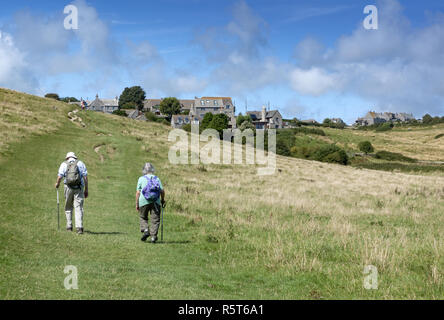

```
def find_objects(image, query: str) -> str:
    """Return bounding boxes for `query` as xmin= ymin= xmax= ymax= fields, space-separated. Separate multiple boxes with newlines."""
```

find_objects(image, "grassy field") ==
xmin=0 ymin=88 xmax=443 ymax=299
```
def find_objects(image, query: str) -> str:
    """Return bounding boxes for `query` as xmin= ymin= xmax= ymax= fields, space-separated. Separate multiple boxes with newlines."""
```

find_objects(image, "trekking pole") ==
xmin=161 ymin=202 xmax=166 ymax=242
xmin=57 ymin=189 xmax=60 ymax=230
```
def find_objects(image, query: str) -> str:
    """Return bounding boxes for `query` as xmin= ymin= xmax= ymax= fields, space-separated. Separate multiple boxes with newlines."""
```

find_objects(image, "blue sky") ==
xmin=1 ymin=0 xmax=444 ymax=123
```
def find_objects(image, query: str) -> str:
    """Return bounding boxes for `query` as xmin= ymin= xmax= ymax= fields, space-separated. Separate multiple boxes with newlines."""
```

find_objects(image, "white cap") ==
xmin=65 ymin=152 xmax=78 ymax=159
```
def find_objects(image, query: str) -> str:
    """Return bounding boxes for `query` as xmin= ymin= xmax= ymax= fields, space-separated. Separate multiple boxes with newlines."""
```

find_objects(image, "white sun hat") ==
xmin=65 ymin=152 xmax=78 ymax=159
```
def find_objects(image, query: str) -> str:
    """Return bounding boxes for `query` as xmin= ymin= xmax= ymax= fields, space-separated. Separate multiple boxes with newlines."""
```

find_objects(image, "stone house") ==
xmin=247 ymin=106 xmax=283 ymax=129
xmin=87 ymin=94 xmax=119 ymax=113
xmin=143 ymin=98 xmax=196 ymax=115
xmin=355 ymin=111 xmax=414 ymax=126
xmin=189 ymin=97 xmax=237 ymax=128
xmin=171 ymin=114 xmax=200 ymax=129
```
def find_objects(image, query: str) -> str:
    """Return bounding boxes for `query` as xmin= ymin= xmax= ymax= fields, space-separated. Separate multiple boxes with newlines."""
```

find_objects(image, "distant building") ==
xmin=246 ymin=107 xmax=283 ymax=129
xmin=126 ymin=109 xmax=147 ymax=121
xmin=190 ymin=97 xmax=236 ymax=128
xmin=143 ymin=98 xmax=196 ymax=115
xmin=171 ymin=114 xmax=200 ymax=129
xmin=355 ymin=111 xmax=414 ymax=126
xmin=300 ymin=119 xmax=320 ymax=125
xmin=87 ymin=94 xmax=119 ymax=113
xmin=330 ymin=118 xmax=346 ymax=125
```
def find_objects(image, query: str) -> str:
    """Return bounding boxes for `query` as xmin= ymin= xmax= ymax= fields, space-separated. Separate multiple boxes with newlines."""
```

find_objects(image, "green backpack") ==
xmin=66 ymin=160 xmax=81 ymax=188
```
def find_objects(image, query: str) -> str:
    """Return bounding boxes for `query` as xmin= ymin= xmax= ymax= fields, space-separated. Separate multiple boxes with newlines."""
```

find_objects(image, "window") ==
xmin=226 ymin=105 xmax=230 ymax=109
xmin=200 ymin=100 xmax=205 ymax=106
xmin=206 ymin=100 xmax=210 ymax=105
xmin=213 ymin=100 xmax=218 ymax=106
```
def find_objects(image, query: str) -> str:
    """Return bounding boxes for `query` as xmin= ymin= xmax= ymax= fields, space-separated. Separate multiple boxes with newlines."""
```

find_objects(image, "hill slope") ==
xmin=0 ymin=88 xmax=443 ymax=299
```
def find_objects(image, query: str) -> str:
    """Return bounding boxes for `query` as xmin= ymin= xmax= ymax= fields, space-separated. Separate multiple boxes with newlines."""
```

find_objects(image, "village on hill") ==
xmin=66 ymin=92 xmax=423 ymax=130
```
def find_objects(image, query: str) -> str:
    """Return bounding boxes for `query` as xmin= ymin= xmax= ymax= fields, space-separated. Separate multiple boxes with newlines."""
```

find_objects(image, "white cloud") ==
xmin=0 ymin=31 xmax=37 ymax=92
xmin=290 ymin=67 xmax=339 ymax=96
xmin=289 ymin=0 xmax=444 ymax=115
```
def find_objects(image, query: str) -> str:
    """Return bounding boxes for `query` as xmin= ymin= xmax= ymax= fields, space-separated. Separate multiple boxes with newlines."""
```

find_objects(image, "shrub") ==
xmin=291 ymin=127 xmax=325 ymax=136
xmin=276 ymin=139 xmax=291 ymax=156
xmin=434 ymin=133 xmax=444 ymax=139
xmin=375 ymin=151 xmax=417 ymax=163
xmin=313 ymin=144 xmax=348 ymax=165
xmin=322 ymin=149 xmax=349 ymax=165
xmin=375 ymin=122 xmax=393 ymax=132
xmin=112 ymin=109 xmax=127 ymax=117
xmin=182 ymin=124 xmax=191 ymax=132
xmin=45 ymin=93 xmax=60 ymax=100
xmin=120 ymin=102 xmax=137 ymax=109
xmin=358 ymin=141 xmax=374 ymax=154
xmin=145 ymin=111 xmax=159 ymax=122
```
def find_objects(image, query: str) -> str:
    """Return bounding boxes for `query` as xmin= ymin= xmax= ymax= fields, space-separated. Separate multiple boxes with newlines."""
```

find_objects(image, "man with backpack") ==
xmin=136 ymin=163 xmax=165 ymax=243
xmin=55 ymin=152 xmax=88 ymax=234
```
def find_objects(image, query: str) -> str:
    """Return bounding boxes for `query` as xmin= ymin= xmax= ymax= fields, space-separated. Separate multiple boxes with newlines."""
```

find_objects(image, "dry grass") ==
xmin=0 ymin=88 xmax=71 ymax=156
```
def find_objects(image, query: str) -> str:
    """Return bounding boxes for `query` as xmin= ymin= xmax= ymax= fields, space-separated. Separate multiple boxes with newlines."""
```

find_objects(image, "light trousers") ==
xmin=64 ymin=185 xmax=84 ymax=229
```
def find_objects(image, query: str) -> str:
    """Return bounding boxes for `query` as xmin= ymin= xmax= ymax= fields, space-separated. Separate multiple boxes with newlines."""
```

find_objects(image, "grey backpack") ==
xmin=66 ymin=160 xmax=81 ymax=188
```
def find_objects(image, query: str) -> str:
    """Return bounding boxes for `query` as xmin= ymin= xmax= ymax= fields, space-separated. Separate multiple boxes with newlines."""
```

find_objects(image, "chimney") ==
xmin=261 ymin=106 xmax=266 ymax=122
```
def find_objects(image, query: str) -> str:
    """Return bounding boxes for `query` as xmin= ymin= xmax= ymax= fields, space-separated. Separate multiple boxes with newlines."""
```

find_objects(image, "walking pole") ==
xmin=57 ymin=189 xmax=60 ymax=230
xmin=161 ymin=204 xmax=164 ymax=242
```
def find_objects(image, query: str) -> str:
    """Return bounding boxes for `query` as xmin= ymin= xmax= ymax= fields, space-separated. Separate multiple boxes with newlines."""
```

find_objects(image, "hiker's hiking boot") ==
xmin=76 ymin=228 xmax=84 ymax=235
xmin=151 ymin=236 xmax=158 ymax=244
xmin=67 ymin=227 xmax=73 ymax=232
xmin=141 ymin=231 xmax=150 ymax=242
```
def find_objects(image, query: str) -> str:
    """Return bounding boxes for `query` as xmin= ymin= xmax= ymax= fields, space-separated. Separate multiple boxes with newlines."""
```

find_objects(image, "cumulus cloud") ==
xmin=290 ymin=67 xmax=339 ymax=96
xmin=193 ymin=0 xmax=288 ymax=97
xmin=0 ymin=31 xmax=37 ymax=92
xmin=289 ymin=0 xmax=444 ymax=115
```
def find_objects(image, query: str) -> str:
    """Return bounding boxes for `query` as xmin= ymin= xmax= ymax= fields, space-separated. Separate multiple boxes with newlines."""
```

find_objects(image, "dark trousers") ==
xmin=139 ymin=203 xmax=161 ymax=237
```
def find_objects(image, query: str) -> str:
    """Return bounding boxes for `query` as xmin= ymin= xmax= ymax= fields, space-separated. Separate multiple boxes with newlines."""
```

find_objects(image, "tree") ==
xmin=323 ymin=118 xmax=331 ymax=125
xmin=119 ymin=86 xmax=146 ymax=110
xmin=236 ymin=114 xmax=252 ymax=127
xmin=239 ymin=120 xmax=255 ymax=132
xmin=422 ymin=114 xmax=433 ymax=124
xmin=45 ymin=93 xmax=60 ymax=100
xmin=201 ymin=113 xmax=213 ymax=131
xmin=60 ymin=97 xmax=79 ymax=103
xmin=159 ymin=97 xmax=181 ymax=120
xmin=358 ymin=141 xmax=374 ymax=154
xmin=112 ymin=109 xmax=127 ymax=117
xmin=207 ymin=114 xmax=229 ymax=137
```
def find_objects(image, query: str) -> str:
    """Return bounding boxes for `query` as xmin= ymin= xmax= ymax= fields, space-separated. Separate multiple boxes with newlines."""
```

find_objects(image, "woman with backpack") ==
xmin=136 ymin=163 xmax=165 ymax=243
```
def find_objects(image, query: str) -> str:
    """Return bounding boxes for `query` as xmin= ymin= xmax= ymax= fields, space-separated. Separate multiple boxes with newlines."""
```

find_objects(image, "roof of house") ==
xmin=301 ymin=119 xmax=319 ymax=124
xmin=89 ymin=95 xmax=119 ymax=108
xmin=246 ymin=110 xmax=281 ymax=121
xmin=200 ymin=97 xmax=231 ymax=100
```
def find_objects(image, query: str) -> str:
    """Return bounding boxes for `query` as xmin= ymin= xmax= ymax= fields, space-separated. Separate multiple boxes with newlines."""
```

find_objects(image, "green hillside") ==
xmin=0 ymin=88 xmax=443 ymax=299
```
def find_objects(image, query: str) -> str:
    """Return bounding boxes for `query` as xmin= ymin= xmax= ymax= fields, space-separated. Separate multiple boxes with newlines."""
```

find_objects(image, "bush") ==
xmin=45 ymin=93 xmax=60 ymax=100
xmin=313 ymin=144 xmax=348 ymax=165
xmin=276 ymin=139 xmax=291 ymax=156
xmin=291 ymin=127 xmax=325 ymax=136
xmin=145 ymin=111 xmax=159 ymax=122
xmin=182 ymin=124 xmax=191 ymax=132
xmin=375 ymin=151 xmax=417 ymax=163
xmin=434 ymin=133 xmax=444 ymax=139
xmin=207 ymin=114 xmax=229 ymax=137
xmin=236 ymin=114 xmax=252 ymax=127
xmin=289 ymin=144 xmax=348 ymax=165
xmin=358 ymin=141 xmax=374 ymax=154
xmin=375 ymin=122 xmax=393 ymax=132
xmin=120 ymin=102 xmax=137 ymax=109
xmin=112 ymin=109 xmax=127 ymax=117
